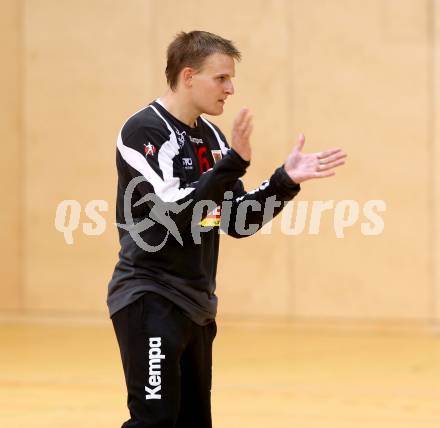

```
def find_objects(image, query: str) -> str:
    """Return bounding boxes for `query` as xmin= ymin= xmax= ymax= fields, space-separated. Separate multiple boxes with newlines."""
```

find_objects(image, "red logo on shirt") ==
xmin=144 ymin=142 xmax=156 ymax=157
xmin=196 ymin=146 xmax=211 ymax=173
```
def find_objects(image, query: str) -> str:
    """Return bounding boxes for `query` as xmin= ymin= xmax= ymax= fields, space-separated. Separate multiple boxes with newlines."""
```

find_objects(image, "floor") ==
xmin=1 ymin=319 xmax=440 ymax=427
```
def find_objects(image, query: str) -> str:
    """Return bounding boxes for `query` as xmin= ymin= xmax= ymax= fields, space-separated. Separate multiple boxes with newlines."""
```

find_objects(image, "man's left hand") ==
xmin=284 ymin=134 xmax=347 ymax=184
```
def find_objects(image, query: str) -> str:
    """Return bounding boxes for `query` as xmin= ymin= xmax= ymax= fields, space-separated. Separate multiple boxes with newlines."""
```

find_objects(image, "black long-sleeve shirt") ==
xmin=107 ymin=100 xmax=301 ymax=325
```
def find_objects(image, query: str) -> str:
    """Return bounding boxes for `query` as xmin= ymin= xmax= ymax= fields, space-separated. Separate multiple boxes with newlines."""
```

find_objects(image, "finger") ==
xmin=295 ymin=133 xmax=305 ymax=152
xmin=235 ymin=109 xmax=251 ymax=132
xmin=318 ymin=152 xmax=347 ymax=165
xmin=238 ymin=111 xmax=253 ymax=133
xmin=313 ymin=170 xmax=336 ymax=179
xmin=317 ymin=159 xmax=346 ymax=171
xmin=238 ymin=118 xmax=253 ymax=138
xmin=238 ymin=107 xmax=250 ymax=120
xmin=317 ymin=148 xmax=343 ymax=159
xmin=243 ymin=122 xmax=253 ymax=139
xmin=234 ymin=107 xmax=250 ymax=126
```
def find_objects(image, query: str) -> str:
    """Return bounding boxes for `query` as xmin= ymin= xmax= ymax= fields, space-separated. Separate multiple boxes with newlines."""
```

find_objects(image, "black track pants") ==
xmin=111 ymin=291 xmax=217 ymax=428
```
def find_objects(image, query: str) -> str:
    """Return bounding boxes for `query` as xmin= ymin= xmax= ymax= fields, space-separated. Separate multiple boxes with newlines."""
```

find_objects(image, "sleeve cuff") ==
xmin=271 ymin=166 xmax=301 ymax=199
xmin=228 ymin=148 xmax=251 ymax=168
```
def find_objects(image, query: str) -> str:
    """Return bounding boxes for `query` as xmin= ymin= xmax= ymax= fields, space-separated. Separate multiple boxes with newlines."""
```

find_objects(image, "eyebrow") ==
xmin=215 ymin=73 xmax=234 ymax=78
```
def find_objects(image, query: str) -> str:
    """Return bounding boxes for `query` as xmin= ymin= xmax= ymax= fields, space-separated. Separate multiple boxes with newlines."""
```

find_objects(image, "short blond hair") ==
xmin=165 ymin=30 xmax=241 ymax=90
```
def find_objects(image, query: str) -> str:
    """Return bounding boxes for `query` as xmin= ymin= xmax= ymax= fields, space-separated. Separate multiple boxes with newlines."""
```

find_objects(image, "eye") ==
xmin=217 ymin=76 xmax=226 ymax=82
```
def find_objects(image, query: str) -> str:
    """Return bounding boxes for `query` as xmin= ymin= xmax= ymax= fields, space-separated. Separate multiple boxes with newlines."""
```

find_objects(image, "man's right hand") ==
xmin=231 ymin=108 xmax=252 ymax=162
xmin=284 ymin=134 xmax=347 ymax=183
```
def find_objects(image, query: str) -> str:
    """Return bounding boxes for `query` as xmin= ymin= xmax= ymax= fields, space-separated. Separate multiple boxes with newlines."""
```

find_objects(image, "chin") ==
xmin=205 ymin=105 xmax=224 ymax=116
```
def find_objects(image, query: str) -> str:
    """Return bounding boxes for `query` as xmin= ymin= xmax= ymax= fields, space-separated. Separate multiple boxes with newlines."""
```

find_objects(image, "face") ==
xmin=186 ymin=53 xmax=235 ymax=116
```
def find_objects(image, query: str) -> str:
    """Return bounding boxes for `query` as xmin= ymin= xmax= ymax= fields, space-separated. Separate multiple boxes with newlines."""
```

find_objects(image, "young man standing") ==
xmin=108 ymin=31 xmax=346 ymax=428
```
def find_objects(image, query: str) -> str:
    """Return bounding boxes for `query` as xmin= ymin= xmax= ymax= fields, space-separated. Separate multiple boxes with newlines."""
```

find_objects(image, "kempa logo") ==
xmin=189 ymin=135 xmax=203 ymax=144
xmin=145 ymin=337 xmax=165 ymax=400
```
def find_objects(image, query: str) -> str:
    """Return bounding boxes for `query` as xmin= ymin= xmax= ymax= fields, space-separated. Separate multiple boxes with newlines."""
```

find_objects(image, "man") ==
xmin=108 ymin=31 xmax=346 ymax=428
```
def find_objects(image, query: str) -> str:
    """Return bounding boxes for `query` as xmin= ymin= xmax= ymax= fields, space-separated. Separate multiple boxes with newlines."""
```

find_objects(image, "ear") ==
xmin=181 ymin=67 xmax=194 ymax=88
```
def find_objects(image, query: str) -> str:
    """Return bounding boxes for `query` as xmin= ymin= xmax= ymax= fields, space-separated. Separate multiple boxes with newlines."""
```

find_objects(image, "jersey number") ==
xmin=196 ymin=147 xmax=211 ymax=174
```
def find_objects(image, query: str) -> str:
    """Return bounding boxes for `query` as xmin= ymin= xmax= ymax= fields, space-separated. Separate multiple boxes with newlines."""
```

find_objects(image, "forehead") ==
xmin=198 ymin=53 xmax=235 ymax=76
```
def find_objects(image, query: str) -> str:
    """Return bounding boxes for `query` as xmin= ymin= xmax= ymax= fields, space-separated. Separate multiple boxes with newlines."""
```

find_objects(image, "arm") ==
xmin=221 ymin=134 xmax=347 ymax=238
xmin=220 ymin=167 xmax=300 ymax=238
xmin=116 ymin=109 xmax=253 ymax=232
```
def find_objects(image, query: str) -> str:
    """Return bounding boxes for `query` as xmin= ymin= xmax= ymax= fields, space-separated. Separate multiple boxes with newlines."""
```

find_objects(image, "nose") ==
xmin=225 ymin=80 xmax=234 ymax=95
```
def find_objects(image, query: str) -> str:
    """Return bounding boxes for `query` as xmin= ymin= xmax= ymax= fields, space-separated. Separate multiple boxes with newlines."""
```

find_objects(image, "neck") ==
xmin=158 ymin=90 xmax=200 ymax=128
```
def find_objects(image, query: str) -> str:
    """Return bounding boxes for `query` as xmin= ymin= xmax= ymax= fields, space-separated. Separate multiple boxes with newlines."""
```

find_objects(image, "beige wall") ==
xmin=434 ymin=0 xmax=440 ymax=322
xmin=290 ymin=0 xmax=432 ymax=319
xmin=2 ymin=0 xmax=439 ymax=321
xmin=0 ymin=0 xmax=22 ymax=310
xmin=23 ymin=0 xmax=154 ymax=313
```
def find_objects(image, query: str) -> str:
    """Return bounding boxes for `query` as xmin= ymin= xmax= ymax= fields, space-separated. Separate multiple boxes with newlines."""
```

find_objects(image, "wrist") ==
xmin=283 ymin=165 xmax=302 ymax=184
xmin=231 ymin=147 xmax=251 ymax=163
xmin=230 ymin=148 xmax=251 ymax=167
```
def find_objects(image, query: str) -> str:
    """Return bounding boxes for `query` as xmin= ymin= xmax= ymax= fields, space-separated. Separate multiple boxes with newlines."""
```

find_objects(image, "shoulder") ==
xmin=200 ymin=117 xmax=228 ymax=141
xmin=200 ymin=117 xmax=223 ymax=135
xmin=200 ymin=117 xmax=230 ymax=152
xmin=121 ymin=105 xmax=170 ymax=142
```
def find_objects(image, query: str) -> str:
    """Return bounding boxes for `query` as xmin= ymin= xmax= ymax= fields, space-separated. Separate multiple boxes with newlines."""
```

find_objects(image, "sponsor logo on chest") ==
xmin=211 ymin=150 xmax=222 ymax=163
xmin=189 ymin=135 xmax=204 ymax=145
xmin=182 ymin=157 xmax=194 ymax=170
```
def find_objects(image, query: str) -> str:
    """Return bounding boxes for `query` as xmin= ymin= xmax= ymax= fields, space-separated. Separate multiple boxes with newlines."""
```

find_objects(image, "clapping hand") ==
xmin=284 ymin=134 xmax=347 ymax=184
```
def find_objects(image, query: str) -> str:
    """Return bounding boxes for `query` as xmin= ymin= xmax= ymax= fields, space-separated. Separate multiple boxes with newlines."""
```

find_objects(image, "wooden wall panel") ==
xmin=433 ymin=0 xmax=440 ymax=322
xmin=23 ymin=0 xmax=153 ymax=312
xmin=0 ymin=0 xmax=22 ymax=310
xmin=7 ymin=0 xmax=436 ymax=321
xmin=289 ymin=0 xmax=432 ymax=319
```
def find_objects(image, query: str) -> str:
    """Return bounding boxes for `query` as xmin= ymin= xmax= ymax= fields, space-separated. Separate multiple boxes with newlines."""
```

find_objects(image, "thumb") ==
xmin=295 ymin=133 xmax=305 ymax=152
